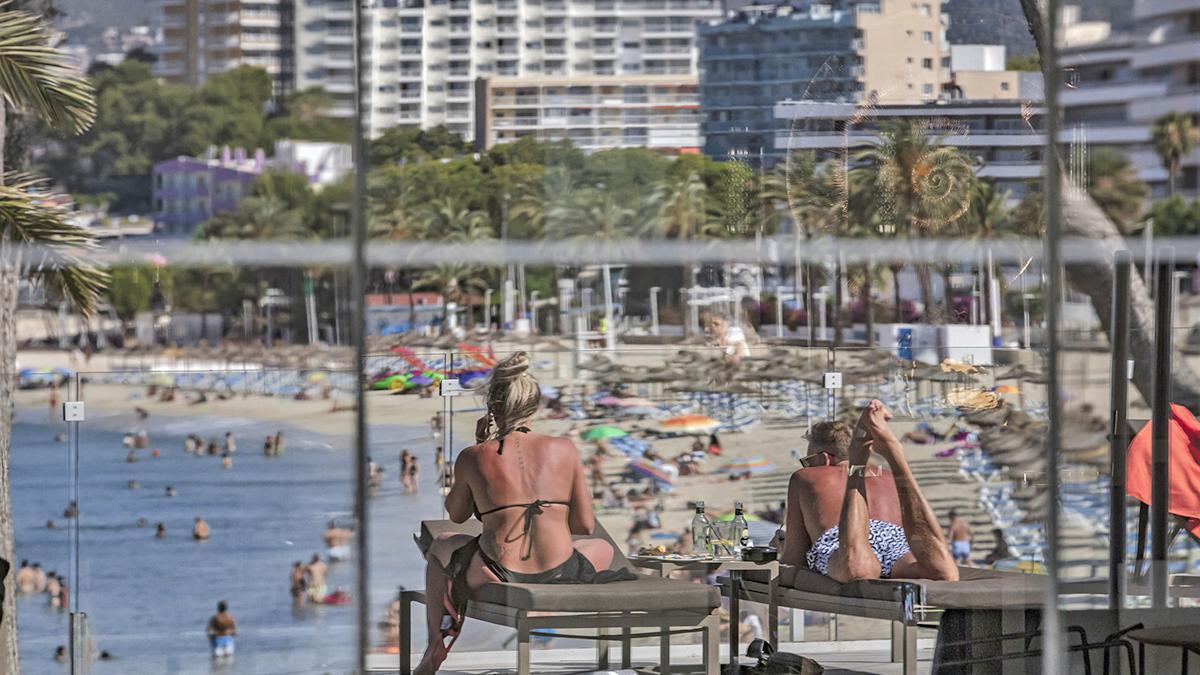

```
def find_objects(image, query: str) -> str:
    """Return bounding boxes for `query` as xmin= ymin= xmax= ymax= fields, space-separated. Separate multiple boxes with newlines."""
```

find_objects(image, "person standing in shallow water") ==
xmin=207 ymin=601 xmax=237 ymax=658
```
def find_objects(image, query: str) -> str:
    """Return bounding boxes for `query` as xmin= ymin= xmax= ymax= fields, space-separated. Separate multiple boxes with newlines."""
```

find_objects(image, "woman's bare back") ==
xmin=458 ymin=431 xmax=590 ymax=574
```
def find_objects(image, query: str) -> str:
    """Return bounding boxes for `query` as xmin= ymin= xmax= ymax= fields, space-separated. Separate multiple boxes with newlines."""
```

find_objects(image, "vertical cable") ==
xmin=1108 ymin=251 xmax=1130 ymax=616
xmin=351 ymin=0 xmax=370 ymax=671
xmin=1151 ymin=250 xmax=1174 ymax=609
xmin=1040 ymin=0 xmax=1065 ymax=667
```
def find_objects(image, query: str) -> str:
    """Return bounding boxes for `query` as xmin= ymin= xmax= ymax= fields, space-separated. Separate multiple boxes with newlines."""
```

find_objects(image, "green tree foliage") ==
xmin=40 ymin=64 xmax=350 ymax=189
xmin=1086 ymin=148 xmax=1149 ymax=233
xmin=1004 ymin=54 xmax=1041 ymax=72
xmin=1148 ymin=197 xmax=1200 ymax=236
xmin=1151 ymin=111 xmax=1200 ymax=197
xmin=369 ymin=125 xmax=471 ymax=166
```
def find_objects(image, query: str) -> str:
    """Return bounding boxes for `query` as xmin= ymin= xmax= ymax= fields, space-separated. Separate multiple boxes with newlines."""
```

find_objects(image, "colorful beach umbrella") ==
xmin=656 ymin=414 xmax=720 ymax=435
xmin=628 ymin=458 xmax=674 ymax=485
xmin=718 ymin=456 xmax=777 ymax=474
xmin=582 ymin=425 xmax=628 ymax=441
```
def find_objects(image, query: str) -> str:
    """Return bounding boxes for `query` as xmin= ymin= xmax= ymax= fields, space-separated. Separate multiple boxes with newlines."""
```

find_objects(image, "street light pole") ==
xmin=649 ymin=286 xmax=660 ymax=336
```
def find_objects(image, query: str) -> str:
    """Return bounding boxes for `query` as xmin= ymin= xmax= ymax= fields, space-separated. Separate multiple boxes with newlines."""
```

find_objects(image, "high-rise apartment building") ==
xmin=294 ymin=0 xmax=720 ymax=140
xmin=698 ymin=0 xmax=949 ymax=160
xmin=474 ymin=75 xmax=702 ymax=152
xmin=1060 ymin=0 xmax=1199 ymax=197
xmin=156 ymin=0 xmax=294 ymax=96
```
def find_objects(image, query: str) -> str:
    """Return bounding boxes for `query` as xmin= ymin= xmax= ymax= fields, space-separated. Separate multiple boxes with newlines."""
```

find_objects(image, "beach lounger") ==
xmin=732 ymin=564 xmax=1141 ymax=674
xmin=400 ymin=519 xmax=721 ymax=675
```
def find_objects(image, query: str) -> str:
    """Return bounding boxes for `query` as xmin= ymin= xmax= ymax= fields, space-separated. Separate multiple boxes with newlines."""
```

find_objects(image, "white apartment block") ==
xmin=774 ymin=100 xmax=1046 ymax=198
xmin=156 ymin=0 xmax=293 ymax=95
xmin=475 ymin=75 xmax=702 ymax=152
xmin=1060 ymin=0 xmax=1200 ymax=198
xmin=293 ymin=0 xmax=721 ymax=140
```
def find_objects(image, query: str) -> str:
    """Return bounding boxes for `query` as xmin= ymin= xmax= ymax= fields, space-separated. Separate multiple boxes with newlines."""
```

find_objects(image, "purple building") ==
xmin=152 ymin=146 xmax=266 ymax=235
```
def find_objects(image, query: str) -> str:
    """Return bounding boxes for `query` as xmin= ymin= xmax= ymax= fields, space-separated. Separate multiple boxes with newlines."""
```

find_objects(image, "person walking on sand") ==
xmin=948 ymin=509 xmax=974 ymax=566
xmin=306 ymin=554 xmax=328 ymax=604
xmin=207 ymin=601 xmax=237 ymax=658
xmin=193 ymin=517 xmax=210 ymax=540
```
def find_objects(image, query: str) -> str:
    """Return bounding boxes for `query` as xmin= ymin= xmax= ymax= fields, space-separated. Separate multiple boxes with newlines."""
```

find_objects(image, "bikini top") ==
xmin=495 ymin=425 xmax=532 ymax=455
xmin=478 ymin=499 xmax=571 ymax=560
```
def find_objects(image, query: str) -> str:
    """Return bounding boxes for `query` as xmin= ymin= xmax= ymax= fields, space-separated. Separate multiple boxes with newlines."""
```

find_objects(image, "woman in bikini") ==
xmin=415 ymin=351 xmax=631 ymax=674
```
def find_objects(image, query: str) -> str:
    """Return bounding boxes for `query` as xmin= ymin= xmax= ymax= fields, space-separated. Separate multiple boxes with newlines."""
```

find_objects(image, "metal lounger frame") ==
xmin=398 ymin=588 xmax=721 ymax=675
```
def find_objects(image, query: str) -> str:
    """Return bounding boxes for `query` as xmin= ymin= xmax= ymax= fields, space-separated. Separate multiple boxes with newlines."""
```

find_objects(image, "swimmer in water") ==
xmin=156 ymin=523 xmax=167 ymax=538
xmin=193 ymin=517 xmax=210 ymax=540
xmin=165 ymin=485 xmax=177 ymax=497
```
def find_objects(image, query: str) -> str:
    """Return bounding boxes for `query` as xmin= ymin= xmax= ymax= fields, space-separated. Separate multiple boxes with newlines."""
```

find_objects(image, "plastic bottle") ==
xmin=691 ymin=501 xmax=713 ymax=557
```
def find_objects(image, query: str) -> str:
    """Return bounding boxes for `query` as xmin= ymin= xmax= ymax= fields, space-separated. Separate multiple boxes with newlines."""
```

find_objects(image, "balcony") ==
xmin=1131 ymin=39 xmax=1200 ymax=70
xmin=1133 ymin=0 xmax=1198 ymax=20
xmin=1061 ymin=81 xmax=1167 ymax=107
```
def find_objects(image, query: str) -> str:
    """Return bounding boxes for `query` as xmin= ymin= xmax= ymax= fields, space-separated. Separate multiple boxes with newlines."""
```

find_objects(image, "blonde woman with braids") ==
xmin=415 ymin=352 xmax=632 ymax=674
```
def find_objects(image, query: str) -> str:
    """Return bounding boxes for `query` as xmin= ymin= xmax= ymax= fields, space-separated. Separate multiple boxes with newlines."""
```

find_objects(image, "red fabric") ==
xmin=1127 ymin=404 xmax=1200 ymax=536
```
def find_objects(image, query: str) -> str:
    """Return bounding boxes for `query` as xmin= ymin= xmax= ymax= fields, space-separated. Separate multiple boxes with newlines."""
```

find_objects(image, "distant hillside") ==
xmin=945 ymin=0 xmax=1133 ymax=55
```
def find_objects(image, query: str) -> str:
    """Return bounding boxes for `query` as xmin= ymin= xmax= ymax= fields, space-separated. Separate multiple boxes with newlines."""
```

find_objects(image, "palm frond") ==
xmin=0 ymin=6 xmax=96 ymax=134
xmin=0 ymin=174 xmax=107 ymax=313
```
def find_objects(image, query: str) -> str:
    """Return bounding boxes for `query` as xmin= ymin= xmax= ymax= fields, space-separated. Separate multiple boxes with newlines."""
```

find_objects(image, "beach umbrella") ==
xmin=307 ymin=371 xmax=328 ymax=383
xmin=656 ymin=414 xmax=720 ymax=435
xmin=409 ymin=373 xmax=435 ymax=387
xmin=582 ymin=425 xmax=628 ymax=441
xmin=718 ymin=456 xmax=777 ymax=474
xmin=628 ymin=458 xmax=674 ymax=485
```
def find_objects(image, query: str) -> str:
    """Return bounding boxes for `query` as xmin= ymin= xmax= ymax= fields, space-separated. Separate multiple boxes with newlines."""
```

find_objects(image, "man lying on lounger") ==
xmin=782 ymin=401 xmax=959 ymax=582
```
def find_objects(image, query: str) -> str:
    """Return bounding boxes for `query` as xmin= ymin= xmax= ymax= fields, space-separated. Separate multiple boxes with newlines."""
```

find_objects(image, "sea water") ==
xmin=10 ymin=406 xmax=465 ymax=675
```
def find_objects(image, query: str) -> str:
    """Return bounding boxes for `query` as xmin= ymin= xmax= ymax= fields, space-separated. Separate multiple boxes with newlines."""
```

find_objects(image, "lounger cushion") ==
xmin=417 ymin=519 xmax=720 ymax=613
xmin=780 ymin=564 xmax=1046 ymax=609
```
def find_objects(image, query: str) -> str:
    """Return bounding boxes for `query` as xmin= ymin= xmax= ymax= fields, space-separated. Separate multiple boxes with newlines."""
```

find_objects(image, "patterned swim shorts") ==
xmin=806 ymin=519 xmax=912 ymax=578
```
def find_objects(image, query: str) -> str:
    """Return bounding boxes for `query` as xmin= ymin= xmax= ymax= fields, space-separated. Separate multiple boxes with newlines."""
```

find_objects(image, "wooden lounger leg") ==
xmin=891 ymin=621 xmax=916 ymax=674
xmin=400 ymin=589 xmax=415 ymax=675
xmin=621 ymin=624 xmax=632 ymax=668
xmin=516 ymin=615 xmax=531 ymax=675
xmin=703 ymin=612 xmax=720 ymax=675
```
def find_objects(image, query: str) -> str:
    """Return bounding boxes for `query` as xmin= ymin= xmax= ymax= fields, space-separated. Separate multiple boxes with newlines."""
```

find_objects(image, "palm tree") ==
xmin=966 ymin=182 xmax=1012 ymax=330
xmin=545 ymin=186 xmax=636 ymax=241
xmin=1086 ymin=149 xmax=1149 ymax=234
xmin=646 ymin=172 xmax=724 ymax=291
xmin=418 ymin=197 xmax=492 ymax=327
xmin=197 ymin=197 xmax=307 ymax=240
xmin=853 ymin=120 xmax=975 ymax=321
xmin=0 ymin=8 xmax=100 ymax=669
xmin=1151 ymin=111 xmax=1199 ymax=198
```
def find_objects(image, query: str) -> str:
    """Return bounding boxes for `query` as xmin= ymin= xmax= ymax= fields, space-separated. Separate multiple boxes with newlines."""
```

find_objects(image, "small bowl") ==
xmin=741 ymin=546 xmax=777 ymax=563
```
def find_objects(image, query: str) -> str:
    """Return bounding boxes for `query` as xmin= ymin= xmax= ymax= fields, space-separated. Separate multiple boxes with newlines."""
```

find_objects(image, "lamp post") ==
xmin=530 ymin=290 xmax=540 ymax=333
xmin=484 ymin=288 xmax=493 ymax=330
xmin=649 ymin=286 xmax=661 ymax=336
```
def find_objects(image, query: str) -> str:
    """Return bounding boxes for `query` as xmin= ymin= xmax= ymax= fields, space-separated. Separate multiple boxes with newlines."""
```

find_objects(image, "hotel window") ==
xmin=1001 ymin=81 xmax=1010 ymax=91
xmin=922 ymin=31 xmax=932 ymax=43
xmin=922 ymin=83 xmax=933 ymax=96
xmin=922 ymin=58 xmax=932 ymax=69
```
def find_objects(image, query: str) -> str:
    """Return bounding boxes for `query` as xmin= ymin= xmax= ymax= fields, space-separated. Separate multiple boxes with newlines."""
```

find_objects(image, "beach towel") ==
xmin=1128 ymin=404 xmax=1200 ymax=538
